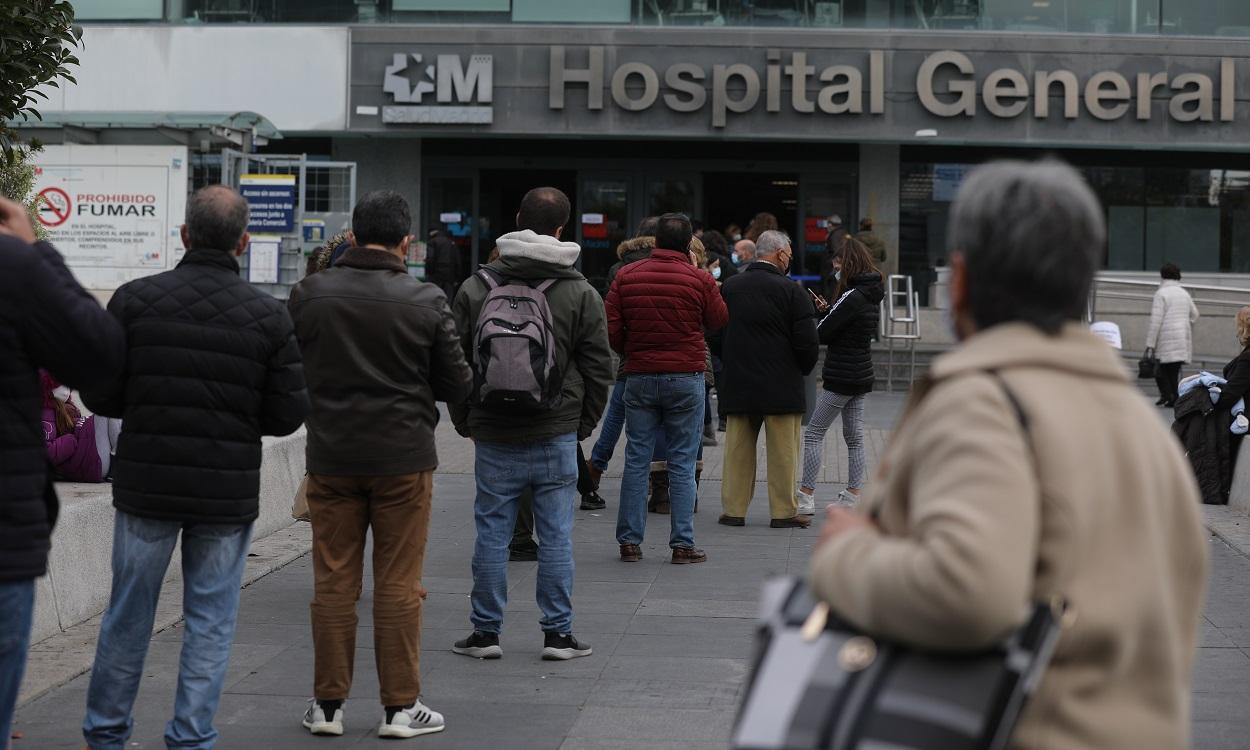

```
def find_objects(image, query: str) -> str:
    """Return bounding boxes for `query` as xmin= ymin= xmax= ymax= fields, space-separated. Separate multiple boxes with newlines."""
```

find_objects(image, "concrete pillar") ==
xmin=858 ymin=143 xmax=900 ymax=278
xmin=331 ymin=137 xmax=422 ymax=226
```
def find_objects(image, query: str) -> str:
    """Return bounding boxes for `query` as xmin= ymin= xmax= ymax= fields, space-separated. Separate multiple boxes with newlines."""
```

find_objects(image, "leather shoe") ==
xmin=770 ymin=516 xmax=812 ymax=529
xmin=717 ymin=514 xmax=745 ymax=527
xmin=671 ymin=546 xmax=707 ymax=564
xmin=619 ymin=543 xmax=642 ymax=562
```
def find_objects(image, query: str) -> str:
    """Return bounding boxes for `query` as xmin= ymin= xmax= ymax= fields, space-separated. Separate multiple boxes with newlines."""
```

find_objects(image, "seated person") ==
xmin=41 ymin=371 xmax=121 ymax=483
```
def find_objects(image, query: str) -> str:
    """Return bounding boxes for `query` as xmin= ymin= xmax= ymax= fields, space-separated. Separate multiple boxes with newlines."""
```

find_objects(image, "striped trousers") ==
xmin=800 ymin=390 xmax=867 ymax=491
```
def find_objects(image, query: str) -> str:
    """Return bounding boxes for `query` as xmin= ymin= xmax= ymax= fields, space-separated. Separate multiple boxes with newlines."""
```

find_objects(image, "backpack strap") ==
xmin=475 ymin=266 xmax=501 ymax=290
xmin=535 ymin=279 xmax=559 ymax=294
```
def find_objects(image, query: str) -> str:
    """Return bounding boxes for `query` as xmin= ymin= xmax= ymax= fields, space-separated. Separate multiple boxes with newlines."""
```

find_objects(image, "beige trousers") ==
xmin=720 ymin=413 xmax=803 ymax=519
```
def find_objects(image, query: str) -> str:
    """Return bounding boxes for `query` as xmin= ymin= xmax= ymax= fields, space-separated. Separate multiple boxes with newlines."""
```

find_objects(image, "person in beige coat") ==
xmin=810 ymin=161 xmax=1209 ymax=750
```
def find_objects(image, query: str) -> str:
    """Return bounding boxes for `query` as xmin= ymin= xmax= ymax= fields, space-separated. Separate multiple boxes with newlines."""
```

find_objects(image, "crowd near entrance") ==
xmin=422 ymin=139 xmax=857 ymax=294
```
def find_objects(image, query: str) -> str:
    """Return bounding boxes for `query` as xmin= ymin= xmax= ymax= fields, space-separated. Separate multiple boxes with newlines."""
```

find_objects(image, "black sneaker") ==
xmin=541 ymin=632 xmax=593 ymax=661
xmin=452 ymin=631 xmax=502 ymax=659
xmin=580 ymin=491 xmax=606 ymax=510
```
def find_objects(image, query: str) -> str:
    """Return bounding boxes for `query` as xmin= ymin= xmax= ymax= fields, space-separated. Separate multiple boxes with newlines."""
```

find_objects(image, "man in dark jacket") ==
xmin=450 ymin=187 xmax=612 ymax=662
xmin=718 ymin=229 xmax=820 ymax=528
xmin=605 ymin=213 xmax=729 ymax=565
xmin=0 ymin=197 xmax=125 ymax=743
xmin=855 ymin=217 xmax=888 ymax=266
xmin=81 ymin=186 xmax=309 ymax=750
xmin=289 ymin=191 xmax=471 ymax=739
xmin=424 ymin=228 xmax=461 ymax=299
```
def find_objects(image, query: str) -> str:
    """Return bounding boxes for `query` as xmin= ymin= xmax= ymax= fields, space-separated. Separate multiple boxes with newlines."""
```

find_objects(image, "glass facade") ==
xmin=73 ymin=0 xmax=1250 ymax=36
xmin=899 ymin=148 xmax=1250 ymax=301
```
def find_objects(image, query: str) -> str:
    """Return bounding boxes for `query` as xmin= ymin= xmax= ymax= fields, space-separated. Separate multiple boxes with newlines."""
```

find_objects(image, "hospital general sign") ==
xmin=351 ymin=33 xmax=1244 ymax=144
xmin=548 ymin=48 xmax=1235 ymax=128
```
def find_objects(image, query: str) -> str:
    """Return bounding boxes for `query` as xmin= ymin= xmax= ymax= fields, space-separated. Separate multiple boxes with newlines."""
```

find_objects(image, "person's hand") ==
xmin=816 ymin=505 xmax=875 ymax=549
xmin=810 ymin=291 xmax=831 ymax=315
xmin=0 ymin=196 xmax=37 ymax=245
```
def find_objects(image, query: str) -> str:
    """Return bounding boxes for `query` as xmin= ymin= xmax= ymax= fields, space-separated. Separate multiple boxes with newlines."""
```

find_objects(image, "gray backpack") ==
xmin=471 ymin=267 xmax=562 ymax=414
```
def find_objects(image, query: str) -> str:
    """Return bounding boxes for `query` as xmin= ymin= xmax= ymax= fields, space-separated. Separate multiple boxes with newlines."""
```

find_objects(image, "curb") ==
xmin=18 ymin=523 xmax=313 ymax=708
xmin=1203 ymin=505 xmax=1250 ymax=559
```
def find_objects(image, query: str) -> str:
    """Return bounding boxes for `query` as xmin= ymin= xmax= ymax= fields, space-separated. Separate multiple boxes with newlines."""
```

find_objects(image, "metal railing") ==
xmin=1088 ymin=277 xmax=1250 ymax=322
xmin=879 ymin=274 xmax=921 ymax=392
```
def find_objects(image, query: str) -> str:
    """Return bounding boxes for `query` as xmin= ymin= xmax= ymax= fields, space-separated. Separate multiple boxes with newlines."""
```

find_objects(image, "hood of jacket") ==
xmin=929 ymin=321 xmax=1129 ymax=383
xmin=616 ymin=236 xmax=656 ymax=262
xmin=848 ymin=272 xmax=886 ymax=305
xmin=496 ymin=229 xmax=581 ymax=268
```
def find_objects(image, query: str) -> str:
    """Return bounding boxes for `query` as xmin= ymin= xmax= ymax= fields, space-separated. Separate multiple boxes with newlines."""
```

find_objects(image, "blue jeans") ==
xmin=83 ymin=511 xmax=253 ymax=750
xmin=0 ymin=579 xmax=34 ymax=745
xmin=590 ymin=380 xmax=627 ymax=471
xmin=471 ymin=433 xmax=578 ymax=634
xmin=617 ymin=373 xmax=705 ymax=549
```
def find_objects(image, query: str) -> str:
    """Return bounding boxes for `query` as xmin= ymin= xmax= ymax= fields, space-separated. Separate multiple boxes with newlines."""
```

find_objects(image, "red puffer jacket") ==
xmin=606 ymin=248 xmax=729 ymax=374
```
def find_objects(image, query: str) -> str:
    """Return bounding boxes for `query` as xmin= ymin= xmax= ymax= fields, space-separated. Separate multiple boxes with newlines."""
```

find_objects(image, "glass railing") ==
xmin=72 ymin=0 xmax=1250 ymax=38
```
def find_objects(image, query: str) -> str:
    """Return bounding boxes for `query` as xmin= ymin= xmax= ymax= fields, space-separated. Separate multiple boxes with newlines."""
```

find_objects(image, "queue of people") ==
xmin=0 ymin=160 xmax=1214 ymax=750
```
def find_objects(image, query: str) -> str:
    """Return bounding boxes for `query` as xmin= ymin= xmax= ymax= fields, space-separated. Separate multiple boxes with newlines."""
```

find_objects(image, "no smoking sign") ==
xmin=38 ymin=187 xmax=71 ymax=227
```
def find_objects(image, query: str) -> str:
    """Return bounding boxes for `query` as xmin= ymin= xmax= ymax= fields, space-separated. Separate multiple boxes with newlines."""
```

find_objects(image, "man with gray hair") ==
xmin=718 ymin=229 xmax=819 ymax=528
xmin=81 ymin=185 xmax=309 ymax=749
xmin=810 ymin=161 xmax=1208 ymax=750
xmin=732 ymin=238 xmax=756 ymax=267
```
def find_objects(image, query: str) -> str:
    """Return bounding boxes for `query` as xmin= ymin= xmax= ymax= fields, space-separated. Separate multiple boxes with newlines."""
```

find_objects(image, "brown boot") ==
xmin=619 ymin=543 xmax=642 ymax=562
xmin=770 ymin=516 xmax=812 ymax=529
xmin=671 ymin=546 xmax=708 ymax=564
xmin=648 ymin=469 xmax=670 ymax=514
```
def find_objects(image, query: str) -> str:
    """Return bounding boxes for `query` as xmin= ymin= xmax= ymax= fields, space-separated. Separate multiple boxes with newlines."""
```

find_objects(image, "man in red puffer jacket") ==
xmin=605 ymin=213 xmax=728 ymax=565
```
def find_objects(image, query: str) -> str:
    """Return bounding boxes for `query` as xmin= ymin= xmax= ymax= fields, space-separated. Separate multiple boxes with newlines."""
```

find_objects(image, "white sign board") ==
xmin=32 ymin=145 xmax=188 ymax=290
xmin=247 ymin=237 xmax=282 ymax=285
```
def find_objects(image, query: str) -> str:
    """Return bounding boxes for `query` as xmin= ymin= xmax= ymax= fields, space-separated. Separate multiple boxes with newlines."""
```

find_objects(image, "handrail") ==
xmin=1096 ymin=277 xmax=1250 ymax=295
xmin=1095 ymin=291 xmax=1250 ymax=309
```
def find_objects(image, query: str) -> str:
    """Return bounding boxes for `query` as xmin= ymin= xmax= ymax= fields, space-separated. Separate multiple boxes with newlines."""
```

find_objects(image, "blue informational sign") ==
xmin=240 ymin=174 xmax=296 ymax=233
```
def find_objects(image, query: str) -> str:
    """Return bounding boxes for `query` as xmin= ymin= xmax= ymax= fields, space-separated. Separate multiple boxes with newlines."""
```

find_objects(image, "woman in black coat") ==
xmin=796 ymin=237 xmax=884 ymax=515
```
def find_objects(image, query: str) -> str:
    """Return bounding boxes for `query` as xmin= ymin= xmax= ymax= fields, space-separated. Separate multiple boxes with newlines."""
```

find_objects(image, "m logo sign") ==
xmin=381 ymin=53 xmax=493 ymax=124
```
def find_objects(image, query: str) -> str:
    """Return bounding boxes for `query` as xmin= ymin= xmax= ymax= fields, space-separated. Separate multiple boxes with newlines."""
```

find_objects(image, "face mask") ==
xmin=834 ymin=270 xmax=842 ymax=282
xmin=730 ymin=233 xmax=742 ymax=242
xmin=731 ymin=254 xmax=742 ymax=266
xmin=53 ymin=386 xmax=72 ymax=402
xmin=712 ymin=266 xmax=722 ymax=280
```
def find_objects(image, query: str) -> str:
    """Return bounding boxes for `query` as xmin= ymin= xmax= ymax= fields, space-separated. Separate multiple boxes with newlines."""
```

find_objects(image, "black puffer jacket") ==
xmin=819 ymin=272 xmax=885 ymax=395
xmin=605 ymin=236 xmax=654 ymax=291
xmin=0 ymin=238 xmax=125 ymax=582
xmin=719 ymin=262 xmax=820 ymax=415
xmin=1172 ymin=386 xmax=1233 ymax=505
xmin=83 ymin=249 xmax=309 ymax=524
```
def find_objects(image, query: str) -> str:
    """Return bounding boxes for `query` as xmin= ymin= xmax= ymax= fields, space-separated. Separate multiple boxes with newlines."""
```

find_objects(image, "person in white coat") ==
xmin=1146 ymin=263 xmax=1200 ymax=407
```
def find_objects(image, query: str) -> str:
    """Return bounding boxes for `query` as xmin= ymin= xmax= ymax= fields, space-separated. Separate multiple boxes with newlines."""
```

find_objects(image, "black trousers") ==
xmin=1156 ymin=361 xmax=1183 ymax=405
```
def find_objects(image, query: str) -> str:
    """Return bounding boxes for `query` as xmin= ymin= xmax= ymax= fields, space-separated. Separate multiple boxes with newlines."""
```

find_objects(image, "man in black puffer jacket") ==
xmin=0 ymin=197 xmax=125 ymax=743
xmin=81 ymin=185 xmax=308 ymax=750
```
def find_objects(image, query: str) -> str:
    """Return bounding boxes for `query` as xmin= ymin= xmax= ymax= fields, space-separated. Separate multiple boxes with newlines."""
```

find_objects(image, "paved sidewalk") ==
xmin=14 ymin=392 xmax=1250 ymax=749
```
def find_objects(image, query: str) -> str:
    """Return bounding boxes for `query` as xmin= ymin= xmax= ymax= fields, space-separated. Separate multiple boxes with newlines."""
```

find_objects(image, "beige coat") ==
xmin=810 ymin=323 xmax=1209 ymax=750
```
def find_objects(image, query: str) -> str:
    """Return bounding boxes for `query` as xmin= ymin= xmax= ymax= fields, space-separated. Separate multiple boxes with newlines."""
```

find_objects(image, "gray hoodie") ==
xmin=449 ymin=230 xmax=613 ymax=444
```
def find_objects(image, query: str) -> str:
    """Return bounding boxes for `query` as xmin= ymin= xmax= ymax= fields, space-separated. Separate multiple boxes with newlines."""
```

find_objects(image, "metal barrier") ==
xmin=879 ymin=274 xmax=921 ymax=392
xmin=222 ymin=149 xmax=356 ymax=299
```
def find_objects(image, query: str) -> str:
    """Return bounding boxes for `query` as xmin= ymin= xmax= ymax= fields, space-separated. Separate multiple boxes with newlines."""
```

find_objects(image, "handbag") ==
xmin=290 ymin=475 xmax=310 ymax=522
xmin=733 ymin=372 xmax=1066 ymax=750
xmin=733 ymin=578 xmax=1064 ymax=750
xmin=1138 ymin=347 xmax=1159 ymax=379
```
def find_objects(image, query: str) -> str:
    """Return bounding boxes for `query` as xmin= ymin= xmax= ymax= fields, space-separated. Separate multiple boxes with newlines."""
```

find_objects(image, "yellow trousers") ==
xmin=720 ymin=413 xmax=803 ymax=520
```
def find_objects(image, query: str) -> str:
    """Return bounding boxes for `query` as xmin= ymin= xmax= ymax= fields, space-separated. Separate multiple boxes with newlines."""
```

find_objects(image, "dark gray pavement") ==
xmin=14 ymin=392 xmax=1250 ymax=749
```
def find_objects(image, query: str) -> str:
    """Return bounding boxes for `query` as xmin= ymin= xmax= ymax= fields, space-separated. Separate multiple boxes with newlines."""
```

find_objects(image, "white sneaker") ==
xmin=834 ymin=490 xmax=858 ymax=509
xmin=378 ymin=698 xmax=446 ymax=739
xmin=795 ymin=490 xmax=816 ymax=516
xmin=302 ymin=699 xmax=344 ymax=736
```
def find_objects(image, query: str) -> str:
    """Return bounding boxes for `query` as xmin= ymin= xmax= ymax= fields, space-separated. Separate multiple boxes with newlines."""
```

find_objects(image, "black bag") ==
xmin=733 ymin=372 xmax=1065 ymax=750
xmin=733 ymin=578 xmax=1064 ymax=750
xmin=1138 ymin=348 xmax=1159 ymax=379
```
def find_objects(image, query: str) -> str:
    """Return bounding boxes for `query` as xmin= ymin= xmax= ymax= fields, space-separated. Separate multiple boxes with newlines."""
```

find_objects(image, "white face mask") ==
xmin=712 ymin=266 xmax=722 ymax=280
xmin=834 ymin=270 xmax=842 ymax=282
xmin=53 ymin=386 xmax=72 ymax=402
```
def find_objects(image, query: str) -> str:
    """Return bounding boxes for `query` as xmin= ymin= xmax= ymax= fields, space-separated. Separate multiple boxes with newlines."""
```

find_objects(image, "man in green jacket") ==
xmin=449 ymin=187 xmax=613 ymax=662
